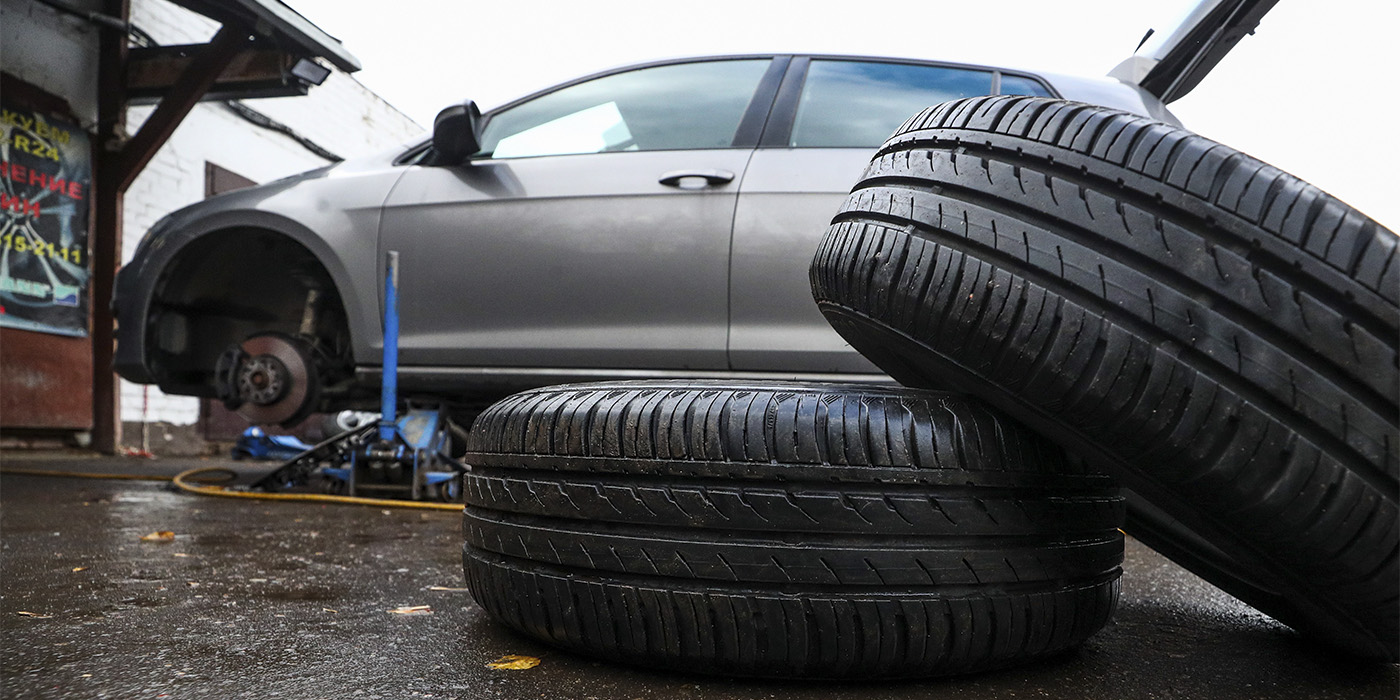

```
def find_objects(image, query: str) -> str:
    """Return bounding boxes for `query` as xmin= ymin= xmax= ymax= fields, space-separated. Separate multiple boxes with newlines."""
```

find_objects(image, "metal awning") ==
xmin=170 ymin=0 xmax=361 ymax=73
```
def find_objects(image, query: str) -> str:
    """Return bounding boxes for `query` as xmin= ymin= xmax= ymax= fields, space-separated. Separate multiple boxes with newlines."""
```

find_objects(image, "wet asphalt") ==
xmin=1 ymin=453 xmax=1395 ymax=700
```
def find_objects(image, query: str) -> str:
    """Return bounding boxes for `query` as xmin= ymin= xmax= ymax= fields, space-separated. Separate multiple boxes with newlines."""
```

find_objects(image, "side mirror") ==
xmin=431 ymin=100 xmax=482 ymax=164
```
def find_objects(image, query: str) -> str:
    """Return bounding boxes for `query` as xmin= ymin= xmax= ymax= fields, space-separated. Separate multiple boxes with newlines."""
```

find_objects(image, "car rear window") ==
xmin=789 ymin=60 xmax=993 ymax=148
xmin=999 ymin=74 xmax=1054 ymax=97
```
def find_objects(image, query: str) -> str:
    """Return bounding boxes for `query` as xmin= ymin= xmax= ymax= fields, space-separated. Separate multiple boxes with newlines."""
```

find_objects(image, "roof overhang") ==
xmin=104 ymin=0 xmax=361 ymax=191
xmin=171 ymin=0 xmax=360 ymax=73
xmin=123 ymin=0 xmax=359 ymax=105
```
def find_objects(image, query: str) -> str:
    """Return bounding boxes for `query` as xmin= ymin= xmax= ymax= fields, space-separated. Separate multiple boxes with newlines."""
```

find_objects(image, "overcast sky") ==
xmin=290 ymin=0 xmax=1397 ymax=228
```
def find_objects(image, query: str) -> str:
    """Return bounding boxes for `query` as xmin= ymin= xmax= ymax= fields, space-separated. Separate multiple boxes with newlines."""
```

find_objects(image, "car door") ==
xmin=380 ymin=58 xmax=779 ymax=370
xmin=729 ymin=58 xmax=1051 ymax=373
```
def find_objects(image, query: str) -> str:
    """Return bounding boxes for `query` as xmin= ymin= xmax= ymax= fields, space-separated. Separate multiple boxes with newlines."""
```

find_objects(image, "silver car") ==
xmin=115 ymin=10 xmax=1248 ymax=425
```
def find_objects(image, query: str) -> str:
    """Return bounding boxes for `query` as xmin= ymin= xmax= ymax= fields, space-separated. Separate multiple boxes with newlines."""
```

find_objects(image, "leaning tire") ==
xmin=810 ymin=96 xmax=1398 ymax=660
xmin=462 ymin=381 xmax=1123 ymax=679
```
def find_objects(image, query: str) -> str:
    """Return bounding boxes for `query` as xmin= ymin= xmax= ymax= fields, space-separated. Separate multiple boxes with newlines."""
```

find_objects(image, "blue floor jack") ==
xmin=252 ymin=252 xmax=467 ymax=501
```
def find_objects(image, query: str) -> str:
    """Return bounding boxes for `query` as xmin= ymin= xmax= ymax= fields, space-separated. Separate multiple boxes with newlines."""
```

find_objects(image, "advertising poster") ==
xmin=0 ymin=95 xmax=92 ymax=337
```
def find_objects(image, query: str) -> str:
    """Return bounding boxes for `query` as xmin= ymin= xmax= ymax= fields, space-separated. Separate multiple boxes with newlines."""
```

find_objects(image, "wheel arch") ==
xmin=139 ymin=213 xmax=370 ymax=406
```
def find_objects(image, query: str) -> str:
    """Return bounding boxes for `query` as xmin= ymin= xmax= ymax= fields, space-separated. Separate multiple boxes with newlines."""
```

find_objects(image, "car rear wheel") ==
xmin=462 ymin=381 xmax=1124 ymax=678
xmin=810 ymin=95 xmax=1398 ymax=660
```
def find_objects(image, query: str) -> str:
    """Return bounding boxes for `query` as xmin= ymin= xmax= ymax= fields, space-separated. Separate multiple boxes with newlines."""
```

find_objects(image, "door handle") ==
xmin=659 ymin=169 xmax=735 ymax=189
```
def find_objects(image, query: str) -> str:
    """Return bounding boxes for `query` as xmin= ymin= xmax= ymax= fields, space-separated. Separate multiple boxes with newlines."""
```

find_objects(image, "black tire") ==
xmin=462 ymin=381 xmax=1123 ymax=679
xmin=809 ymin=95 xmax=1398 ymax=660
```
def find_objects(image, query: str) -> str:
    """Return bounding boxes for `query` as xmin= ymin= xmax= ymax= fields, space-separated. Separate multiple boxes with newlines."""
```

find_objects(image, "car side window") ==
xmin=789 ymin=60 xmax=993 ymax=148
xmin=999 ymin=74 xmax=1054 ymax=97
xmin=478 ymin=60 xmax=771 ymax=159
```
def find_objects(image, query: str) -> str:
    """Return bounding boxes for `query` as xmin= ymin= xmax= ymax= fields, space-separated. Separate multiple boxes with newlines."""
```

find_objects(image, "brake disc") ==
xmin=231 ymin=333 xmax=320 ymax=427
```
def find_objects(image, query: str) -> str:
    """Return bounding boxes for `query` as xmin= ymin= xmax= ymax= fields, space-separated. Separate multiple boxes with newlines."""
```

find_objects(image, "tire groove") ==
xmin=877 ymin=136 xmax=1395 ymax=342
xmin=838 ymin=180 xmax=1397 ymax=431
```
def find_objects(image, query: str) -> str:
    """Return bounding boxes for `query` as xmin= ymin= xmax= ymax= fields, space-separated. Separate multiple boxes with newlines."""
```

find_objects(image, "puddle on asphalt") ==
xmin=108 ymin=493 xmax=160 ymax=504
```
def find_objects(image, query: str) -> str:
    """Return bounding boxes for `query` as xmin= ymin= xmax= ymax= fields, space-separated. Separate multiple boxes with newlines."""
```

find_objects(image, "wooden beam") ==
xmin=127 ymin=45 xmax=289 ymax=89
xmin=125 ymin=45 xmax=308 ymax=104
xmin=113 ymin=23 xmax=249 ymax=192
xmin=93 ymin=16 xmax=248 ymax=453
xmin=91 ymin=0 xmax=130 ymax=455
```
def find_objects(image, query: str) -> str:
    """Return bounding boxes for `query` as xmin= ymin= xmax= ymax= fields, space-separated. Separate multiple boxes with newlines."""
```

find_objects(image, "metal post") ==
xmin=379 ymin=251 xmax=399 ymax=442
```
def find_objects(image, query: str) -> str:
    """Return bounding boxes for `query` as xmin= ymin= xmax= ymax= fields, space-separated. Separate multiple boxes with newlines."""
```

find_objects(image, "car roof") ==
xmin=482 ymin=53 xmax=1055 ymax=117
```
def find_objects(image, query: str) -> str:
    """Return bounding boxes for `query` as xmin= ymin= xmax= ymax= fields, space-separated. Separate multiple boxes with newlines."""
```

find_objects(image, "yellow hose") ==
xmin=171 ymin=466 xmax=463 ymax=511
xmin=2 ymin=466 xmax=464 ymax=512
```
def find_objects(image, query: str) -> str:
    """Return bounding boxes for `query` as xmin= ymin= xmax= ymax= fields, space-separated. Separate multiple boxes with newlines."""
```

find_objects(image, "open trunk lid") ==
xmin=1110 ymin=0 xmax=1280 ymax=104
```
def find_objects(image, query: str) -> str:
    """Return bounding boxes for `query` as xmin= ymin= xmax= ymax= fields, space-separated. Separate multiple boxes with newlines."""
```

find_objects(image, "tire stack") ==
xmin=461 ymin=95 xmax=1398 ymax=677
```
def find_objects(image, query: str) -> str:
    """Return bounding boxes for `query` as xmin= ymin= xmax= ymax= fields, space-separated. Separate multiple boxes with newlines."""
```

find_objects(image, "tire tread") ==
xmin=463 ymin=381 xmax=1124 ymax=677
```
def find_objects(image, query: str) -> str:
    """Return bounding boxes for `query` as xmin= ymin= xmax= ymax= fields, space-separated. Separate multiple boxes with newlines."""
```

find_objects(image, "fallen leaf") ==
xmin=140 ymin=531 xmax=175 ymax=543
xmin=388 ymin=605 xmax=432 ymax=615
xmin=16 ymin=611 xmax=50 ymax=618
xmin=427 ymin=586 xmax=468 ymax=592
xmin=487 ymin=654 xmax=540 ymax=671
xmin=72 ymin=567 xmax=87 ymax=572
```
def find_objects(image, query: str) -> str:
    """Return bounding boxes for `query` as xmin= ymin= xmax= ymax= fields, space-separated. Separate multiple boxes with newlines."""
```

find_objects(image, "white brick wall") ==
xmin=118 ymin=0 xmax=423 ymax=425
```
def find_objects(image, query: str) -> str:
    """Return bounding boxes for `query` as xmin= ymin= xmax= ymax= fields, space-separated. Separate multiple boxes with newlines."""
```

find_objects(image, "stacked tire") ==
xmin=460 ymin=95 xmax=1398 ymax=676
xmin=462 ymin=382 xmax=1123 ymax=678
xmin=809 ymin=95 xmax=1398 ymax=661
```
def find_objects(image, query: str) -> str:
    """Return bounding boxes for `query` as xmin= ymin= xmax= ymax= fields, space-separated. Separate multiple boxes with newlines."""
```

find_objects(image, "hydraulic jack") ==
xmin=252 ymin=252 xmax=466 ymax=501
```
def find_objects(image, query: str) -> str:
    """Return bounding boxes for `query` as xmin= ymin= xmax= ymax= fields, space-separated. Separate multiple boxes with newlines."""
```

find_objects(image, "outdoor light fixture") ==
xmin=289 ymin=57 xmax=331 ymax=86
